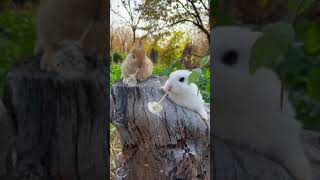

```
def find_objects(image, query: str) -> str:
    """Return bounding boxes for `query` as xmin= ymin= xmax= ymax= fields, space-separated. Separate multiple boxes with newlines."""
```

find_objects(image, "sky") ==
xmin=110 ymin=0 xmax=205 ymax=37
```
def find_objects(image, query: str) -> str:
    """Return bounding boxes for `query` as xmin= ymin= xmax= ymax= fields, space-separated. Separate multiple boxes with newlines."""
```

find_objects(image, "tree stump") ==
xmin=110 ymin=77 xmax=210 ymax=180
xmin=214 ymin=138 xmax=294 ymax=180
xmin=0 ymin=99 xmax=14 ymax=179
xmin=214 ymin=130 xmax=320 ymax=180
xmin=302 ymin=130 xmax=320 ymax=180
xmin=2 ymin=58 xmax=108 ymax=180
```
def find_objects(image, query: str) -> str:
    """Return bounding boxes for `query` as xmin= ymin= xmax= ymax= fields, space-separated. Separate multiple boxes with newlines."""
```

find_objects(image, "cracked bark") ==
xmin=1 ymin=58 xmax=107 ymax=180
xmin=0 ymin=98 xmax=14 ymax=179
xmin=214 ymin=130 xmax=320 ymax=180
xmin=214 ymin=138 xmax=294 ymax=180
xmin=111 ymin=76 xmax=210 ymax=180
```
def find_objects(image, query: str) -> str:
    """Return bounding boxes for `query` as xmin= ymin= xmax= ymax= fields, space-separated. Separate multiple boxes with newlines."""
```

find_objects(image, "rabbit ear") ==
xmin=138 ymin=39 xmax=143 ymax=47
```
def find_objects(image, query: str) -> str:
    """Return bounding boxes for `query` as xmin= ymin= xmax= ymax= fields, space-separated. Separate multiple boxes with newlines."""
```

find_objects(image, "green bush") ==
xmin=110 ymin=63 xmax=122 ymax=85
xmin=112 ymin=51 xmax=126 ymax=63
xmin=158 ymin=31 xmax=190 ymax=66
xmin=250 ymin=21 xmax=320 ymax=131
xmin=0 ymin=11 xmax=36 ymax=96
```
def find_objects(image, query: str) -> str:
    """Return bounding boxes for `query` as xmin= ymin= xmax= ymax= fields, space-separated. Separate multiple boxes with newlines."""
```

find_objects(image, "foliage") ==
xmin=110 ymin=123 xmax=121 ymax=180
xmin=112 ymin=50 xmax=126 ymax=63
xmin=157 ymin=31 xmax=190 ymax=66
xmin=110 ymin=63 xmax=122 ymax=85
xmin=188 ymin=56 xmax=210 ymax=102
xmin=0 ymin=11 xmax=36 ymax=96
xmin=140 ymin=0 xmax=210 ymax=41
xmin=210 ymin=0 xmax=233 ymax=27
xmin=248 ymin=0 xmax=320 ymax=130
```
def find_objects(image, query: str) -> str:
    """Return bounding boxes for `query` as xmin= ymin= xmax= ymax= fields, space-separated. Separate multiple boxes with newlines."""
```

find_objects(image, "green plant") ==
xmin=112 ymin=51 xmax=126 ymax=63
xmin=249 ymin=0 xmax=320 ymax=130
xmin=158 ymin=31 xmax=190 ymax=66
xmin=110 ymin=123 xmax=122 ymax=180
xmin=188 ymin=56 xmax=210 ymax=102
xmin=0 ymin=11 xmax=36 ymax=96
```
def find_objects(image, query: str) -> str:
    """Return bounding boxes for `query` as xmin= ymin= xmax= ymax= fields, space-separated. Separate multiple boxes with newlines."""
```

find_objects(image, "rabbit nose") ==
xmin=162 ymin=84 xmax=172 ymax=92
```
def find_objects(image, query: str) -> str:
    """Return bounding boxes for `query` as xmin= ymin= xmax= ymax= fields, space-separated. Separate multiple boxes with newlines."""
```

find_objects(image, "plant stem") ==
xmin=158 ymin=91 xmax=168 ymax=104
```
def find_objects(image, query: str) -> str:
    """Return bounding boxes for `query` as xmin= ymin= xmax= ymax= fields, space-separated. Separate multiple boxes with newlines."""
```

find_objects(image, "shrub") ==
xmin=0 ymin=11 xmax=36 ymax=96
xmin=112 ymin=51 xmax=126 ymax=63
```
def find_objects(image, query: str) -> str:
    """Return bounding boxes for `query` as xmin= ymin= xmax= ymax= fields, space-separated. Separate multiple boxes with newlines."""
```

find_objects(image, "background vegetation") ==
xmin=0 ymin=11 xmax=36 ymax=95
xmin=213 ymin=0 xmax=320 ymax=131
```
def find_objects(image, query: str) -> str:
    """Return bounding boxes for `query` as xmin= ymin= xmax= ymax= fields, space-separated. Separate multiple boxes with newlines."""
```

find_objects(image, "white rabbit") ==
xmin=161 ymin=70 xmax=208 ymax=121
xmin=212 ymin=26 xmax=312 ymax=180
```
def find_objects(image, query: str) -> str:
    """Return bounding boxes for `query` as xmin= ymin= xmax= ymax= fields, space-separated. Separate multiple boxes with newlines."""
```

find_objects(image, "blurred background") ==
xmin=212 ymin=0 xmax=320 ymax=131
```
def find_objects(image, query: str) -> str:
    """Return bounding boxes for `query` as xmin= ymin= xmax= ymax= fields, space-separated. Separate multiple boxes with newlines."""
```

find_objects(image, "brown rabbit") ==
xmin=36 ymin=0 xmax=107 ymax=72
xmin=121 ymin=43 xmax=153 ymax=85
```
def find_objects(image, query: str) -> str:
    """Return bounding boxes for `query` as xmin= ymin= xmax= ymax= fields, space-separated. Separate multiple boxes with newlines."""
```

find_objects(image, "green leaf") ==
xmin=294 ymin=17 xmax=310 ymax=40
xmin=262 ymin=22 xmax=295 ymax=42
xmin=302 ymin=23 xmax=320 ymax=55
xmin=213 ymin=0 xmax=233 ymax=26
xmin=259 ymin=0 xmax=269 ymax=8
xmin=188 ymin=68 xmax=202 ymax=85
xmin=200 ymin=56 xmax=210 ymax=68
xmin=250 ymin=33 xmax=290 ymax=74
xmin=288 ymin=0 xmax=316 ymax=16
xmin=215 ymin=11 xmax=233 ymax=26
xmin=307 ymin=68 xmax=320 ymax=100
xmin=161 ymin=59 xmax=182 ymax=76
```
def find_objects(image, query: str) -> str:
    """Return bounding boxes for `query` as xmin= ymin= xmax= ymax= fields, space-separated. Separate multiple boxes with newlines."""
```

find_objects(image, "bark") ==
xmin=1 ymin=58 xmax=108 ymax=180
xmin=214 ymin=138 xmax=293 ymax=180
xmin=302 ymin=130 xmax=320 ymax=180
xmin=214 ymin=130 xmax=320 ymax=180
xmin=110 ymin=76 xmax=210 ymax=180
xmin=0 ymin=99 xmax=14 ymax=178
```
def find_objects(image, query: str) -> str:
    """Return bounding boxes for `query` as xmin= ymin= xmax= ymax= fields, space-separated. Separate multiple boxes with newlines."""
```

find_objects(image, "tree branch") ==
xmin=187 ymin=0 xmax=204 ymax=27
xmin=199 ymin=0 xmax=209 ymax=12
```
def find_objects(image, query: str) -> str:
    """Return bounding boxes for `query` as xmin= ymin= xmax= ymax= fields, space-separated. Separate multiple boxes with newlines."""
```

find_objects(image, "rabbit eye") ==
xmin=221 ymin=50 xmax=238 ymax=66
xmin=179 ymin=77 xmax=185 ymax=82
xmin=132 ymin=54 xmax=136 ymax=59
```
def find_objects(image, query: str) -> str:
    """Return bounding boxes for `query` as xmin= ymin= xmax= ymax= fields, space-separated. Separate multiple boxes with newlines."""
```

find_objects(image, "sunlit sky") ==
xmin=110 ymin=0 xmax=207 ymax=37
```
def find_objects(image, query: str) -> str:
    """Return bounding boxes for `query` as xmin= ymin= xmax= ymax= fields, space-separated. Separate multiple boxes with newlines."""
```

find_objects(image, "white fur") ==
xmin=212 ymin=26 xmax=312 ymax=180
xmin=161 ymin=70 xmax=208 ymax=121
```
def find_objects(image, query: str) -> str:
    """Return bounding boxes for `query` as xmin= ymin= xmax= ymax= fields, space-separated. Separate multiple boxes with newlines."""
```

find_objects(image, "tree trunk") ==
xmin=302 ymin=130 xmax=320 ymax=180
xmin=1 ymin=59 xmax=108 ymax=180
xmin=132 ymin=28 xmax=136 ymax=44
xmin=214 ymin=138 xmax=294 ymax=180
xmin=214 ymin=131 xmax=320 ymax=180
xmin=0 ymin=99 xmax=14 ymax=179
xmin=110 ymin=77 xmax=210 ymax=180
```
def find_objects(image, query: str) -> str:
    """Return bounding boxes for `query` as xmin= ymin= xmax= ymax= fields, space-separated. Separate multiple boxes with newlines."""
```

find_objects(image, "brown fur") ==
xmin=121 ymin=44 xmax=153 ymax=82
xmin=36 ymin=0 xmax=107 ymax=72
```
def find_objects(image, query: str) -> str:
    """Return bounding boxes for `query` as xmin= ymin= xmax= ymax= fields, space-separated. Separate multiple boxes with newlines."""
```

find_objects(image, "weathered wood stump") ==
xmin=110 ymin=77 xmax=210 ymax=180
xmin=0 ymin=99 xmax=14 ymax=179
xmin=214 ymin=138 xmax=293 ymax=180
xmin=302 ymin=131 xmax=320 ymax=180
xmin=1 ymin=58 xmax=108 ymax=180
xmin=214 ymin=130 xmax=320 ymax=180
